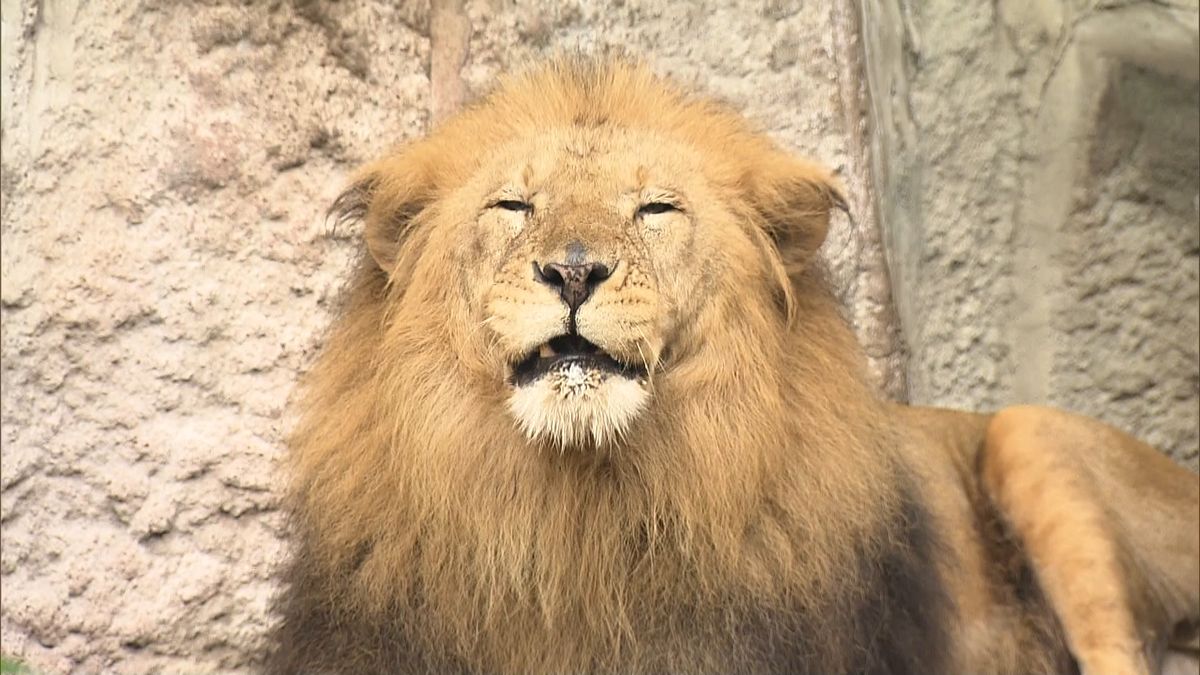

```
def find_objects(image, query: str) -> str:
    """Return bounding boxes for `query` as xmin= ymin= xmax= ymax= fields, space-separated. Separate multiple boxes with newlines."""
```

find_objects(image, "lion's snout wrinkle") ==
xmin=565 ymin=239 xmax=587 ymax=265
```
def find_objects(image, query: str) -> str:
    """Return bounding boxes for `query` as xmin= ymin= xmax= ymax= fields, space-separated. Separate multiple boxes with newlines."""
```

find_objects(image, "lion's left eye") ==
xmin=494 ymin=199 xmax=532 ymax=212
xmin=638 ymin=202 xmax=679 ymax=216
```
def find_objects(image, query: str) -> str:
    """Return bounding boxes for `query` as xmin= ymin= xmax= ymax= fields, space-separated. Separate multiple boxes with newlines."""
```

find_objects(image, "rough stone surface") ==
xmin=0 ymin=1 xmax=896 ymax=671
xmin=862 ymin=0 xmax=1199 ymax=467
xmin=1 ymin=1 xmax=431 ymax=671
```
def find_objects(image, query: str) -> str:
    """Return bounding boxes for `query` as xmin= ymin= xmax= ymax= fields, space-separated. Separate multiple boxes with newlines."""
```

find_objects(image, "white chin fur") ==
xmin=508 ymin=364 xmax=648 ymax=448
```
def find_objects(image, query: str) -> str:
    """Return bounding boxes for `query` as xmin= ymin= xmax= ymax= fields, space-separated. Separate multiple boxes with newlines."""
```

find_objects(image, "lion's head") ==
xmin=280 ymin=59 xmax=915 ymax=673
xmin=332 ymin=59 xmax=846 ymax=449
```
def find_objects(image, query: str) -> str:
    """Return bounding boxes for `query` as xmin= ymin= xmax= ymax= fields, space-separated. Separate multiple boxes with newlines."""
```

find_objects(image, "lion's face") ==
xmin=344 ymin=63 xmax=842 ymax=451
xmin=443 ymin=129 xmax=746 ymax=446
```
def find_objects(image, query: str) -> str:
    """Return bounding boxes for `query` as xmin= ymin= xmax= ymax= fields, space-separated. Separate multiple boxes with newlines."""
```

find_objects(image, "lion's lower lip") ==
xmin=511 ymin=335 xmax=645 ymax=386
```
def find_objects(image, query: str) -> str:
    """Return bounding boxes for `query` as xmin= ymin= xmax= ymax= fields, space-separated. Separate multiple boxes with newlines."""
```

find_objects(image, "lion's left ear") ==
xmin=327 ymin=150 xmax=440 ymax=274
xmin=749 ymin=155 xmax=848 ymax=268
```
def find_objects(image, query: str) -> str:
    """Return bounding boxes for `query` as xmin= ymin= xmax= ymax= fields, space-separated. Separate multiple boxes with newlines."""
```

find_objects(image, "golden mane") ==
xmin=269 ymin=59 xmax=944 ymax=673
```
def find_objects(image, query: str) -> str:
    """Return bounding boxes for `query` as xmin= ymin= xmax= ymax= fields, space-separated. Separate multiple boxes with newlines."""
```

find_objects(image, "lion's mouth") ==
xmin=511 ymin=334 xmax=646 ymax=386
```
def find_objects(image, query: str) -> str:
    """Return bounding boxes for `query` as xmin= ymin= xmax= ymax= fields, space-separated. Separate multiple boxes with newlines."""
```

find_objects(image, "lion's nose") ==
xmin=534 ymin=261 xmax=611 ymax=314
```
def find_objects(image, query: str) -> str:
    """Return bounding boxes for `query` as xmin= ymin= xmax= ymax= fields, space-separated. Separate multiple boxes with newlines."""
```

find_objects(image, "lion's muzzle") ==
xmin=507 ymin=333 xmax=650 ymax=448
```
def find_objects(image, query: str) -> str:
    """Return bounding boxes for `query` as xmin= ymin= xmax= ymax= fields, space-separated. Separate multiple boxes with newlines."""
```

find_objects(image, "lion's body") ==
xmin=269 ymin=60 xmax=1199 ymax=674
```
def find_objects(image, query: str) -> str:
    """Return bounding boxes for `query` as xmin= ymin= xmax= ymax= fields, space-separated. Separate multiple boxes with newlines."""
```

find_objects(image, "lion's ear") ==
xmin=329 ymin=153 xmax=437 ymax=273
xmin=750 ymin=156 xmax=847 ymax=269
xmin=328 ymin=175 xmax=376 ymax=234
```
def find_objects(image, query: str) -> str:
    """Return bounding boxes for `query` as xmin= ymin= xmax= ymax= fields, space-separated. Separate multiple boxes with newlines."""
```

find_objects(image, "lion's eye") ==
xmin=638 ymin=202 xmax=678 ymax=216
xmin=494 ymin=199 xmax=532 ymax=212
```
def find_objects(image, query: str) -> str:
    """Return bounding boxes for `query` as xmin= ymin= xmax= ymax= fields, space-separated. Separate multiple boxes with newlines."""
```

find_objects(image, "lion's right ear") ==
xmin=328 ymin=154 xmax=437 ymax=273
xmin=749 ymin=155 xmax=847 ymax=266
xmin=744 ymin=154 xmax=848 ymax=323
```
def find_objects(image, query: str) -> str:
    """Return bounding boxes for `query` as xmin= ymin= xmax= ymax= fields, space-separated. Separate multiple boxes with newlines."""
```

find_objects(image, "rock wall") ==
xmin=861 ymin=0 xmax=1199 ymax=467
xmin=0 ymin=1 xmax=898 ymax=671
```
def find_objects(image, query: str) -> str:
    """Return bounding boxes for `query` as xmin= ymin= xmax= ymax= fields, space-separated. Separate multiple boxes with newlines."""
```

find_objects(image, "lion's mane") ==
xmin=268 ymin=59 xmax=949 ymax=674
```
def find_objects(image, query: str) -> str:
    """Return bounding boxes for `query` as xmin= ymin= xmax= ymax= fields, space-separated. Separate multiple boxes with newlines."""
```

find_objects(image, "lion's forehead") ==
xmin=475 ymin=127 xmax=713 ymax=198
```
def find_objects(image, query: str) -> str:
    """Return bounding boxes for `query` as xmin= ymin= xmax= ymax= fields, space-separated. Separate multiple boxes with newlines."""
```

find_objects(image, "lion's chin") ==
xmin=508 ymin=364 xmax=649 ymax=448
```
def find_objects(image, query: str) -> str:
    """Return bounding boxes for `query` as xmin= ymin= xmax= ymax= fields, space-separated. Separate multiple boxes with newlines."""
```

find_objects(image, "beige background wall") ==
xmin=862 ymin=0 xmax=1199 ymax=466
xmin=0 ymin=0 xmax=1195 ymax=672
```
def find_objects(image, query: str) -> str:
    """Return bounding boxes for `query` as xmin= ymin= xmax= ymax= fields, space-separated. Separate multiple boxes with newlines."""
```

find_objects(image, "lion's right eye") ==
xmin=638 ymin=202 xmax=679 ymax=216
xmin=494 ymin=199 xmax=532 ymax=212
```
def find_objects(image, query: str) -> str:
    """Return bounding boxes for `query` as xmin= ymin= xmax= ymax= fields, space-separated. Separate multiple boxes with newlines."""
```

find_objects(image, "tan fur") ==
xmin=982 ymin=407 xmax=1200 ymax=674
xmin=271 ymin=59 xmax=1199 ymax=674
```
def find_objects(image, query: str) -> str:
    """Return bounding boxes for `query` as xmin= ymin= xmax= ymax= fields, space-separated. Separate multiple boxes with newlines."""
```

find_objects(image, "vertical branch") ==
xmin=830 ymin=1 xmax=910 ymax=401
xmin=429 ymin=0 xmax=470 ymax=126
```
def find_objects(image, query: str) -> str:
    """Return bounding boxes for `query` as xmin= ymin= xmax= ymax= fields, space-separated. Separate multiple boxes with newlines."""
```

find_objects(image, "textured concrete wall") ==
xmin=1 ymin=2 xmax=430 ymax=671
xmin=861 ymin=0 xmax=1199 ymax=467
xmin=0 ymin=1 xmax=898 ymax=671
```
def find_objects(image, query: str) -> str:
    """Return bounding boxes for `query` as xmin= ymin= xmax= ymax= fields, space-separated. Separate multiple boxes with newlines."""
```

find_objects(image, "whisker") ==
xmin=466 ymin=315 xmax=507 ymax=365
xmin=467 ymin=314 xmax=500 ymax=340
xmin=635 ymin=340 xmax=652 ymax=384
xmin=632 ymin=326 xmax=655 ymax=387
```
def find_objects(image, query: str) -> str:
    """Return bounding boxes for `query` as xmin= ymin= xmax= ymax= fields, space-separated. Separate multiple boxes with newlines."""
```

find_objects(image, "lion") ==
xmin=267 ymin=58 xmax=1199 ymax=674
